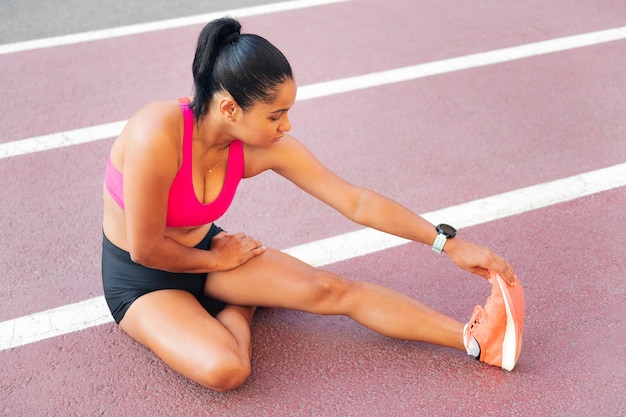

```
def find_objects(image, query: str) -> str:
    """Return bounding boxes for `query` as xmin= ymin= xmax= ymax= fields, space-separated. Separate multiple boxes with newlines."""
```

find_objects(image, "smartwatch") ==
xmin=432 ymin=224 xmax=457 ymax=254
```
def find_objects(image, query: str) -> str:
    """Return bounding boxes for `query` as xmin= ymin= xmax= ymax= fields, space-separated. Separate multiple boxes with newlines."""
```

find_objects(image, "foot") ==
xmin=464 ymin=271 xmax=525 ymax=371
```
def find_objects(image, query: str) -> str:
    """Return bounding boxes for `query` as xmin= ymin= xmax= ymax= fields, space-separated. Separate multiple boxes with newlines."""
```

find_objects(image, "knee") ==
xmin=197 ymin=353 xmax=251 ymax=392
xmin=310 ymin=270 xmax=355 ymax=311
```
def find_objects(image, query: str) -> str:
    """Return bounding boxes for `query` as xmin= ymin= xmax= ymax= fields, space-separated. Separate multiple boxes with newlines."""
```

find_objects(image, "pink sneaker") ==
xmin=464 ymin=271 xmax=525 ymax=371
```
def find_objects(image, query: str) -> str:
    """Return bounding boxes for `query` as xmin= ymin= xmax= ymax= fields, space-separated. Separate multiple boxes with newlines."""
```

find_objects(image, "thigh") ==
xmin=102 ymin=232 xmax=210 ymax=323
xmin=204 ymin=247 xmax=351 ymax=314
xmin=119 ymin=289 xmax=248 ymax=389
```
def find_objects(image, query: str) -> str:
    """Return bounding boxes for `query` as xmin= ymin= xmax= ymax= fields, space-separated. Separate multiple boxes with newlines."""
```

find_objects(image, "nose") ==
xmin=279 ymin=114 xmax=291 ymax=133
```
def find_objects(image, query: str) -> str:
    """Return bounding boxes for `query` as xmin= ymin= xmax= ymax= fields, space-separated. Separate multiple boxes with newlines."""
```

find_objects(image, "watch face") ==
xmin=437 ymin=224 xmax=457 ymax=238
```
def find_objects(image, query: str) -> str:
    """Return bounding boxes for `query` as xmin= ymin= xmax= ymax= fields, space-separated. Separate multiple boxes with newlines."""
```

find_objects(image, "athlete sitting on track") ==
xmin=102 ymin=17 xmax=524 ymax=392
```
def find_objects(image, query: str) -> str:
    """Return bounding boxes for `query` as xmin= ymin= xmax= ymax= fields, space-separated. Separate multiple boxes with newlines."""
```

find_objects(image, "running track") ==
xmin=1 ymin=1 xmax=625 ymax=415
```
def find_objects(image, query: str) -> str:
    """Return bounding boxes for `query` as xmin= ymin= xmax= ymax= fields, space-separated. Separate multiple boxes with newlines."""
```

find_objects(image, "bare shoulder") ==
xmin=242 ymin=133 xmax=360 ymax=214
xmin=112 ymin=100 xmax=184 ymax=167
xmin=125 ymin=100 xmax=183 ymax=146
xmin=242 ymin=134 xmax=314 ymax=178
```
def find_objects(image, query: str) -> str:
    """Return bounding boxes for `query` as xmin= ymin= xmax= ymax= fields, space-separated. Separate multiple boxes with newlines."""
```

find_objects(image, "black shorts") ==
xmin=102 ymin=224 xmax=227 ymax=324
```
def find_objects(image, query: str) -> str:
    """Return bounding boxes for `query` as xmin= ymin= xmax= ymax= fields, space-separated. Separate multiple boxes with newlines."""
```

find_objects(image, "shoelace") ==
xmin=470 ymin=291 xmax=495 ymax=329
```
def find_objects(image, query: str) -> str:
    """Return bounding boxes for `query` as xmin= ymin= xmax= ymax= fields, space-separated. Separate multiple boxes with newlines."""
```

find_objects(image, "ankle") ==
xmin=463 ymin=324 xmax=481 ymax=358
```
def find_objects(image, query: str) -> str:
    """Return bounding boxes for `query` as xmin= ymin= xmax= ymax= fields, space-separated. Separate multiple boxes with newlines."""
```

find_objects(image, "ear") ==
xmin=218 ymin=96 xmax=238 ymax=122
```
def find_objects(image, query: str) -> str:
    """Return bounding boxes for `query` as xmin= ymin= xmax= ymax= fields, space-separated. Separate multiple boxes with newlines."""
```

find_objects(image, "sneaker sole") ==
xmin=494 ymin=273 xmax=522 ymax=371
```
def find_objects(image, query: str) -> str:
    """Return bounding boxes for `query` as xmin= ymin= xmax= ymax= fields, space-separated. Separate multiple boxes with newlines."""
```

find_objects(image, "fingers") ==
xmin=229 ymin=233 xmax=265 ymax=261
xmin=238 ymin=234 xmax=265 ymax=252
xmin=473 ymin=267 xmax=491 ymax=281
xmin=211 ymin=231 xmax=265 ymax=268
xmin=488 ymin=253 xmax=517 ymax=286
xmin=448 ymin=239 xmax=517 ymax=286
xmin=245 ymin=244 xmax=266 ymax=259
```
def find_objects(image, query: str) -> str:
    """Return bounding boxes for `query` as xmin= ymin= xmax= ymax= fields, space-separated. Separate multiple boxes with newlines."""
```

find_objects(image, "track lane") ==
xmin=1 ymin=0 xmax=625 ymax=141
xmin=3 ymin=162 xmax=624 ymax=349
xmin=1 ymin=0 xmax=625 ymax=415
xmin=1 ymin=188 xmax=624 ymax=416
xmin=1 ymin=33 xmax=625 ymax=320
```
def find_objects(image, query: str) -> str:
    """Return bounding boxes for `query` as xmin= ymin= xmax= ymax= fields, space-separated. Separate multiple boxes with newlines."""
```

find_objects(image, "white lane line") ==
xmin=0 ymin=0 xmax=351 ymax=55
xmin=0 ymin=121 xmax=127 ymax=158
xmin=1 ymin=162 xmax=625 ymax=351
xmin=296 ymin=26 xmax=626 ymax=100
xmin=285 ymin=163 xmax=626 ymax=265
xmin=2 ymin=26 xmax=625 ymax=160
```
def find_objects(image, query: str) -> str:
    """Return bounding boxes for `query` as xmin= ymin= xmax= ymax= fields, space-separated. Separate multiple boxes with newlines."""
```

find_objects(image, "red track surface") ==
xmin=1 ymin=1 xmax=625 ymax=415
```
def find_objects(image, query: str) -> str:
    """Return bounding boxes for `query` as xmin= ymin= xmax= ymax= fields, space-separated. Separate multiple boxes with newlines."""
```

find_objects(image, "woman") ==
xmin=102 ymin=17 xmax=524 ymax=392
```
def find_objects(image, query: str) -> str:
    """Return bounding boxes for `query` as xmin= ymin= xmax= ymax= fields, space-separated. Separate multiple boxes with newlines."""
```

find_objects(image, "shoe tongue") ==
xmin=471 ymin=305 xmax=486 ymax=325
xmin=484 ymin=292 xmax=506 ymax=321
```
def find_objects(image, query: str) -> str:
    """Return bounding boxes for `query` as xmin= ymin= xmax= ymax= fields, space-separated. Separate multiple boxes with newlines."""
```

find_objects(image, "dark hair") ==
xmin=190 ymin=17 xmax=293 ymax=121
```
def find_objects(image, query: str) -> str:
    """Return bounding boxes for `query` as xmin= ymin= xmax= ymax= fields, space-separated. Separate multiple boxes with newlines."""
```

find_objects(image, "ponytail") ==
xmin=190 ymin=17 xmax=293 ymax=121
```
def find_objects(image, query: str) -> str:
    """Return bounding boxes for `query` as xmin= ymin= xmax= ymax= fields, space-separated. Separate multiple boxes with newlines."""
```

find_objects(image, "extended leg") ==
xmin=205 ymin=248 xmax=465 ymax=351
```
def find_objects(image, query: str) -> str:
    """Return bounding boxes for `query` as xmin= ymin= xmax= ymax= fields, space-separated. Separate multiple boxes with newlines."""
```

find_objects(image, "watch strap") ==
xmin=432 ymin=233 xmax=447 ymax=254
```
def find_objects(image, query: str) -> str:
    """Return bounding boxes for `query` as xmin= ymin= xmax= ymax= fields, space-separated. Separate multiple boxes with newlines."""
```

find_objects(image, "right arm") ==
xmin=119 ymin=103 xmax=263 ymax=273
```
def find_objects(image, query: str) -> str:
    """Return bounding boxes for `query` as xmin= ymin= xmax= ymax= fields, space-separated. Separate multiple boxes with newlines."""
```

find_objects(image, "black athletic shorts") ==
xmin=102 ymin=224 xmax=227 ymax=324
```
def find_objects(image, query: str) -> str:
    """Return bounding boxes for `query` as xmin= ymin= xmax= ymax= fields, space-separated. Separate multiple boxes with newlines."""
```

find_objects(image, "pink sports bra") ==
xmin=104 ymin=98 xmax=244 ymax=228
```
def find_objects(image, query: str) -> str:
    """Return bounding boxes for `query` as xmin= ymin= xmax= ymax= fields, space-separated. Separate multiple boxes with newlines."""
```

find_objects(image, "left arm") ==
xmin=256 ymin=135 xmax=516 ymax=284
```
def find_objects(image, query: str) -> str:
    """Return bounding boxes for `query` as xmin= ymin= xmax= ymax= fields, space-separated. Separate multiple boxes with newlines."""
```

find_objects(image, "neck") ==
xmin=194 ymin=113 xmax=236 ymax=152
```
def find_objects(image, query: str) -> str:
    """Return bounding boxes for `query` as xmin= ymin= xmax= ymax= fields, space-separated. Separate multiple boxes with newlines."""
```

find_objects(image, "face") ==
xmin=230 ymin=79 xmax=297 ymax=147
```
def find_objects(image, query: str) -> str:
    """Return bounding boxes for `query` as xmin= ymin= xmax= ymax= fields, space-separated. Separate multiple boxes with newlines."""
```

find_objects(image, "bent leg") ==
xmin=119 ymin=289 xmax=255 ymax=391
xmin=205 ymin=248 xmax=465 ymax=351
